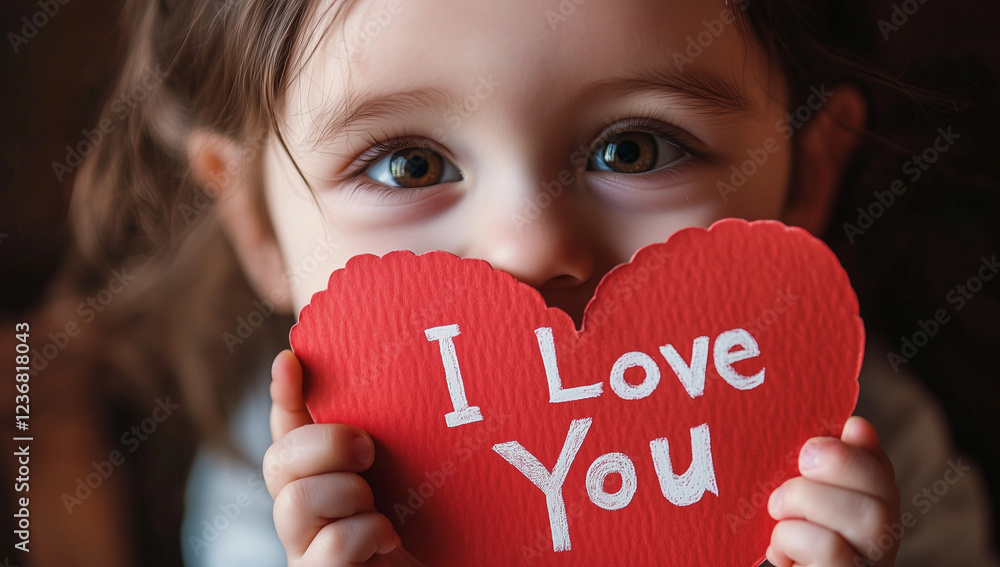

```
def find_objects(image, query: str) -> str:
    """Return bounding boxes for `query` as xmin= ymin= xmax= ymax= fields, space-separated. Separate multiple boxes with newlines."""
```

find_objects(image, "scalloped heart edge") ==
xmin=292 ymin=218 xmax=862 ymax=349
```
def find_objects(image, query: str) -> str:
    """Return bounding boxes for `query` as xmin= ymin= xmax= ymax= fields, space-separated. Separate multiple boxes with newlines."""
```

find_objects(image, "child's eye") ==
xmin=587 ymin=130 xmax=688 ymax=174
xmin=363 ymin=147 xmax=463 ymax=188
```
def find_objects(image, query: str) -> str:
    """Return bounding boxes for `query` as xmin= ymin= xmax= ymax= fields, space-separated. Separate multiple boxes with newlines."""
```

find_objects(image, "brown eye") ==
xmin=388 ymin=148 xmax=444 ymax=187
xmin=587 ymin=130 xmax=687 ymax=174
xmin=365 ymin=146 xmax=462 ymax=189
xmin=599 ymin=132 xmax=656 ymax=172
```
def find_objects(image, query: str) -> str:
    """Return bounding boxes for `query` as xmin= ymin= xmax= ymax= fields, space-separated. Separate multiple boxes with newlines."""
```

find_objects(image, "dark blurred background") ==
xmin=1 ymin=0 xmax=123 ymax=308
xmin=2 ymin=0 xmax=999 ymax=563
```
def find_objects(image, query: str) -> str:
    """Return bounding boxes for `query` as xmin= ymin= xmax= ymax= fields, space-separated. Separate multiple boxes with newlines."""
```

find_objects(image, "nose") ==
xmin=461 ymin=176 xmax=597 ymax=297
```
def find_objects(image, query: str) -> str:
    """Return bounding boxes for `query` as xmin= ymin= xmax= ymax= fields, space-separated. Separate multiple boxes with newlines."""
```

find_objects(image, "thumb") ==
xmin=841 ymin=415 xmax=895 ymax=474
xmin=269 ymin=349 xmax=314 ymax=440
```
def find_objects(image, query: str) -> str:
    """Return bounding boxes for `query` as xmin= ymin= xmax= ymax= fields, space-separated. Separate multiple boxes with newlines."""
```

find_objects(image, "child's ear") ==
xmin=782 ymin=85 xmax=867 ymax=236
xmin=187 ymin=129 xmax=293 ymax=314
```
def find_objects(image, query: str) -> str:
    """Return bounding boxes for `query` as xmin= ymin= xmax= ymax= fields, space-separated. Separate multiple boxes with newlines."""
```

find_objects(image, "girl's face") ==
xmin=263 ymin=0 xmax=792 ymax=326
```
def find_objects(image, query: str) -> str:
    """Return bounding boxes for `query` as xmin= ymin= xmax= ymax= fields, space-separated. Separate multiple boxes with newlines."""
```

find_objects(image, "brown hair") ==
xmin=65 ymin=0 xmax=356 ymax=448
xmin=74 ymin=0 xmax=316 ymax=267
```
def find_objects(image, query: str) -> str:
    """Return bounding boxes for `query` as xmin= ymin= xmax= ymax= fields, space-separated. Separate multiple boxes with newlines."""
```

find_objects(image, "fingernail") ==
xmin=768 ymin=487 xmax=783 ymax=516
xmin=377 ymin=538 xmax=399 ymax=555
xmin=353 ymin=436 xmax=372 ymax=465
xmin=799 ymin=439 xmax=823 ymax=471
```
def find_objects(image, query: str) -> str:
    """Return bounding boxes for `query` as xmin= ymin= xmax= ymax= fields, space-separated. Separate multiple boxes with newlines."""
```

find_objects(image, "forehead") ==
xmin=285 ymin=0 xmax=782 ymax=140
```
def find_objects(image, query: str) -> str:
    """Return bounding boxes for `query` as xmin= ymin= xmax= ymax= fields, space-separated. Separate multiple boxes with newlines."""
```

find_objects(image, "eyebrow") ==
xmin=572 ymin=65 xmax=756 ymax=117
xmin=310 ymin=64 xmax=754 ymax=146
xmin=310 ymin=88 xmax=461 ymax=148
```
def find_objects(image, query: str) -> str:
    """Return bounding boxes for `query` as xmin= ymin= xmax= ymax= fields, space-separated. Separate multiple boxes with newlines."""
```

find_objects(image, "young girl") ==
xmin=59 ymin=0 xmax=999 ymax=566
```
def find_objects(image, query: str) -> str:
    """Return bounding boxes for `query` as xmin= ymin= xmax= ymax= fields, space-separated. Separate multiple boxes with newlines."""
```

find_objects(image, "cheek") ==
xmin=263 ymin=141 xmax=465 ymax=315
xmin=597 ymin=139 xmax=793 ymax=262
xmin=263 ymin=140 xmax=351 ymax=314
xmin=717 ymin=137 xmax=793 ymax=221
xmin=269 ymin=213 xmax=351 ymax=317
xmin=598 ymin=203 xmax=727 ymax=266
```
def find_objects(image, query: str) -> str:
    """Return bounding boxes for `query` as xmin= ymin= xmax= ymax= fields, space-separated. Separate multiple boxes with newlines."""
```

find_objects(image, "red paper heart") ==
xmin=291 ymin=218 xmax=863 ymax=566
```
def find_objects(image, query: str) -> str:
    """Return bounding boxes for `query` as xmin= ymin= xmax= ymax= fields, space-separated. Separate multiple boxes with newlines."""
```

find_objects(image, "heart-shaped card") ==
xmin=290 ymin=218 xmax=864 ymax=566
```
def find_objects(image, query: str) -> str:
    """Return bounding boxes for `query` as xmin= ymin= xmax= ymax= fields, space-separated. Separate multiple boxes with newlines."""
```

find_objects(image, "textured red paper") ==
xmin=291 ymin=218 xmax=864 ymax=566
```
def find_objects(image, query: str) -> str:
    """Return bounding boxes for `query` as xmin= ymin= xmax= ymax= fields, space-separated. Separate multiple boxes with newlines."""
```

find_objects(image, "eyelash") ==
xmin=341 ymin=117 xmax=704 ymax=203
xmin=341 ymin=130 xmax=446 ymax=204
xmin=349 ymin=129 xmax=442 ymax=174
xmin=589 ymin=116 xmax=704 ymax=180
xmin=596 ymin=116 xmax=702 ymax=160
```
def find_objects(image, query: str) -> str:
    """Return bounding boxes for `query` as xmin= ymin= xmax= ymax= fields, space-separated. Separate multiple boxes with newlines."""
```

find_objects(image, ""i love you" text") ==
xmin=424 ymin=324 xmax=765 ymax=552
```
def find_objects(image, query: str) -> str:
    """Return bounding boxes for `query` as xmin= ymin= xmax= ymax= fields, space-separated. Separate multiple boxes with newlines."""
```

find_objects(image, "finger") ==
xmin=770 ymin=519 xmax=858 ymax=566
xmin=264 ymin=424 xmax=374 ymax=499
xmin=301 ymin=512 xmax=400 ymax=564
xmin=765 ymin=542 xmax=793 ymax=567
xmin=270 ymin=349 xmax=313 ymax=441
xmin=273 ymin=472 xmax=376 ymax=556
xmin=796 ymin=436 xmax=898 ymax=506
xmin=841 ymin=416 xmax=895 ymax=474
xmin=770 ymin=476 xmax=897 ymax=563
xmin=383 ymin=547 xmax=428 ymax=567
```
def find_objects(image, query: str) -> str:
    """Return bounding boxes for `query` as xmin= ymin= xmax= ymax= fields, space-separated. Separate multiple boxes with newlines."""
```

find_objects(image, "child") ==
xmin=255 ymin=0 xmax=899 ymax=560
xmin=63 ymin=0 xmax=999 ymax=565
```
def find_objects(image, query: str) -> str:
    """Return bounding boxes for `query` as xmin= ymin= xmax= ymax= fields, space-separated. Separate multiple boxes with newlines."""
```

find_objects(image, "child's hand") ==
xmin=767 ymin=416 xmax=900 ymax=567
xmin=264 ymin=349 xmax=423 ymax=566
